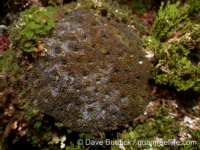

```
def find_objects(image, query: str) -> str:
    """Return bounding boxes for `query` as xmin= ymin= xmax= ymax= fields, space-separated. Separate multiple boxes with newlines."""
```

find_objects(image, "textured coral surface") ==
xmin=28 ymin=7 xmax=152 ymax=132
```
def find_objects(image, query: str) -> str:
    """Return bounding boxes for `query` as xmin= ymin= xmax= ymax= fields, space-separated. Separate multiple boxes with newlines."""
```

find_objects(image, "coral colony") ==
xmin=28 ymin=7 xmax=152 ymax=133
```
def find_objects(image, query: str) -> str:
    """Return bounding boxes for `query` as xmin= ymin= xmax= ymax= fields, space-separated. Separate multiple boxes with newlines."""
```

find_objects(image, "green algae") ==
xmin=117 ymin=0 xmax=151 ymax=15
xmin=10 ymin=6 xmax=58 ymax=52
xmin=143 ymin=1 xmax=200 ymax=91
xmin=111 ymin=105 xmax=186 ymax=150
xmin=150 ymin=1 xmax=190 ymax=42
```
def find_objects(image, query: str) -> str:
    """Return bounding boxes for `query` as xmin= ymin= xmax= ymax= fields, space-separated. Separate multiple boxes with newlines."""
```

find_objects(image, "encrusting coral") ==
xmin=27 ymin=2 xmax=153 ymax=133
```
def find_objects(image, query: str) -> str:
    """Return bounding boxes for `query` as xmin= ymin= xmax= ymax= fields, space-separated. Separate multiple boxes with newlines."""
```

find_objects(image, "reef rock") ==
xmin=28 ymin=7 xmax=152 ymax=132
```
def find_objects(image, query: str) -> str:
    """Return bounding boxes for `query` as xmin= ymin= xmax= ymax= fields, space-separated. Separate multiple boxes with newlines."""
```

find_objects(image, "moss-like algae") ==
xmin=117 ymin=0 xmax=151 ymax=15
xmin=10 ymin=6 xmax=58 ymax=52
xmin=142 ymin=1 xmax=200 ymax=91
xmin=111 ymin=104 xmax=190 ymax=150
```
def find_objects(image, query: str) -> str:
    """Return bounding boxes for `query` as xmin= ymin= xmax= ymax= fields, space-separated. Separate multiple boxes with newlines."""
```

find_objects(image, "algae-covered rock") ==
xmin=27 ymin=2 xmax=152 ymax=133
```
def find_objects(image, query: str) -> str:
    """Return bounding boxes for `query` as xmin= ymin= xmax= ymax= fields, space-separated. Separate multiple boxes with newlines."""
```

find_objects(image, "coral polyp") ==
xmin=28 ymin=5 xmax=152 ymax=132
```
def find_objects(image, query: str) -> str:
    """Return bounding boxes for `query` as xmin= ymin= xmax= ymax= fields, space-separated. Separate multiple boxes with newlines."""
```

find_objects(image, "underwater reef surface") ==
xmin=1 ymin=0 xmax=199 ymax=149
xmin=28 ymin=6 xmax=152 ymax=133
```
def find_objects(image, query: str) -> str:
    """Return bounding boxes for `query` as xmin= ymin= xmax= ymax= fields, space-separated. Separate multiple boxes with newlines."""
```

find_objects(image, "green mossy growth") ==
xmin=67 ymin=129 xmax=72 ymax=134
xmin=187 ymin=0 xmax=200 ymax=19
xmin=65 ymin=142 xmax=84 ymax=150
xmin=191 ymin=129 xmax=200 ymax=149
xmin=150 ymin=1 xmax=190 ymax=42
xmin=79 ymin=133 xmax=93 ymax=139
xmin=143 ymin=1 xmax=200 ymax=91
xmin=0 ymin=49 xmax=13 ymax=71
xmin=112 ymin=105 xmax=181 ymax=150
xmin=10 ymin=6 xmax=58 ymax=52
xmin=26 ymin=117 xmax=54 ymax=146
xmin=117 ymin=0 xmax=151 ymax=15
xmin=26 ymin=109 xmax=38 ymax=120
xmin=35 ymin=121 xmax=42 ymax=129
xmin=43 ymin=131 xmax=53 ymax=141
xmin=55 ymin=122 xmax=64 ymax=128
xmin=20 ymin=88 xmax=26 ymax=98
